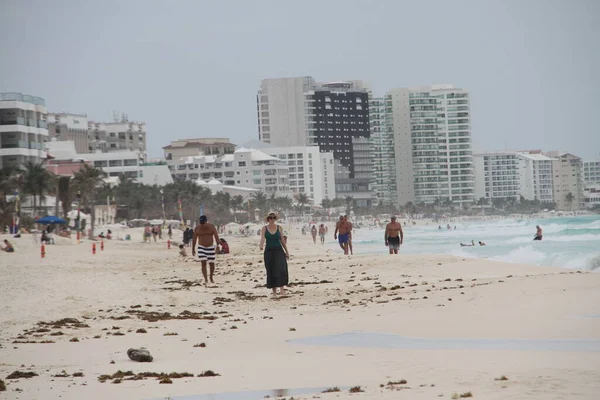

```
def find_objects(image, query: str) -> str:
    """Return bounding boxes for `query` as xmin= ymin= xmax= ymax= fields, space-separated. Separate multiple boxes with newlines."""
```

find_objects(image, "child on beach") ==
xmin=178 ymin=244 xmax=187 ymax=257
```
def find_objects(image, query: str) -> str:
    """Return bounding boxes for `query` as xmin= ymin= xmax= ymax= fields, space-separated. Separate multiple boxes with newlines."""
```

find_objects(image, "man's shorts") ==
xmin=338 ymin=233 xmax=349 ymax=244
xmin=197 ymin=245 xmax=216 ymax=261
xmin=388 ymin=236 xmax=400 ymax=251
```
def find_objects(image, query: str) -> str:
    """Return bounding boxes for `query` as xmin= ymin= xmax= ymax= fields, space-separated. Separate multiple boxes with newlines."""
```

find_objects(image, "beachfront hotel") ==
xmin=0 ymin=92 xmax=49 ymax=170
xmin=388 ymin=85 xmax=475 ymax=207
xmin=257 ymin=77 xmax=376 ymax=208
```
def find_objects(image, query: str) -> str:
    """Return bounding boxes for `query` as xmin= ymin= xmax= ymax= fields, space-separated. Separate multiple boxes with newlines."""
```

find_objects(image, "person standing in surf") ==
xmin=384 ymin=216 xmax=403 ymax=255
xmin=259 ymin=212 xmax=290 ymax=297
xmin=534 ymin=225 xmax=543 ymax=241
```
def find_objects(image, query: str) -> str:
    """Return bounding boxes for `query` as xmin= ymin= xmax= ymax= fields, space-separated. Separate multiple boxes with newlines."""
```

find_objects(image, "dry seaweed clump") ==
xmin=494 ymin=376 xmax=508 ymax=381
xmin=349 ymin=386 xmax=364 ymax=393
xmin=37 ymin=318 xmax=89 ymax=329
xmin=198 ymin=370 xmax=220 ymax=377
xmin=0 ymin=379 xmax=6 ymax=391
xmin=452 ymin=392 xmax=473 ymax=399
xmin=322 ymin=387 xmax=341 ymax=393
xmin=126 ymin=309 xmax=218 ymax=322
xmin=98 ymin=371 xmax=195 ymax=383
xmin=6 ymin=371 xmax=38 ymax=380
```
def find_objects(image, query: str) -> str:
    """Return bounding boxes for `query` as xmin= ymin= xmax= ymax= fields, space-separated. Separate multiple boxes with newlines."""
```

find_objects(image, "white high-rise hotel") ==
xmin=388 ymin=85 xmax=475 ymax=206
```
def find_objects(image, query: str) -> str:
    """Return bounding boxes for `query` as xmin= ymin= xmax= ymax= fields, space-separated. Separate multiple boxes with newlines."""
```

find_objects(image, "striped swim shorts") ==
xmin=197 ymin=245 xmax=216 ymax=262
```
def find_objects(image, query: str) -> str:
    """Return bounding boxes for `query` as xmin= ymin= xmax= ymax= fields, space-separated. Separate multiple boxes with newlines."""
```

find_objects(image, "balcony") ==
xmin=0 ymin=117 xmax=26 ymax=125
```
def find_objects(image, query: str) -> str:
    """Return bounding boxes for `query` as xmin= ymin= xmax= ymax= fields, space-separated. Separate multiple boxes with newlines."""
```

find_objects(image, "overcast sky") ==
xmin=1 ymin=0 xmax=598 ymax=159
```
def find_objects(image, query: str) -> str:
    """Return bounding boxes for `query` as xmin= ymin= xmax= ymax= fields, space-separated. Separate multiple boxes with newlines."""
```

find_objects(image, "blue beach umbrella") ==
xmin=36 ymin=216 xmax=67 ymax=224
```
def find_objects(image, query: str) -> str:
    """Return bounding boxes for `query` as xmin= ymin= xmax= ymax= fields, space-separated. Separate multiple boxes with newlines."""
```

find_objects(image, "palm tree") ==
xmin=73 ymin=164 xmax=106 ymax=237
xmin=565 ymin=192 xmax=574 ymax=211
xmin=278 ymin=196 xmax=293 ymax=215
xmin=0 ymin=166 xmax=21 ymax=202
xmin=230 ymin=195 xmax=244 ymax=222
xmin=57 ymin=176 xmax=75 ymax=218
xmin=296 ymin=192 xmax=310 ymax=216
xmin=250 ymin=191 xmax=268 ymax=217
xmin=21 ymin=161 xmax=55 ymax=217
xmin=344 ymin=195 xmax=354 ymax=216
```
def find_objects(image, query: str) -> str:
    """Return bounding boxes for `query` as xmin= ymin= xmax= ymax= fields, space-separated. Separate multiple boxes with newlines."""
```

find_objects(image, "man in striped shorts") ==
xmin=192 ymin=215 xmax=220 ymax=285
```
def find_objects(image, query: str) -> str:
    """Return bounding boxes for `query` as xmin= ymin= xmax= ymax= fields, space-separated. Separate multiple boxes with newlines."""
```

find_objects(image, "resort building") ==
xmin=0 ymin=92 xmax=49 ymax=169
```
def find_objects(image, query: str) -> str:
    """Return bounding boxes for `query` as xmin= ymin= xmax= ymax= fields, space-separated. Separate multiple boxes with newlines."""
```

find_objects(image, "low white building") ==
xmin=168 ymin=147 xmax=291 ymax=196
xmin=45 ymin=139 xmax=173 ymax=185
xmin=583 ymin=183 xmax=600 ymax=209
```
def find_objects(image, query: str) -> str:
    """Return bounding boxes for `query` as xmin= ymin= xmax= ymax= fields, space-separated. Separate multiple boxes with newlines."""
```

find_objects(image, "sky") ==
xmin=1 ymin=0 xmax=599 ymax=159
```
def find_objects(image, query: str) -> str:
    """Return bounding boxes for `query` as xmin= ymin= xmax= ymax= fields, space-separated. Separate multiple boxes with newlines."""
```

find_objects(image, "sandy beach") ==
xmin=1 ymin=226 xmax=599 ymax=400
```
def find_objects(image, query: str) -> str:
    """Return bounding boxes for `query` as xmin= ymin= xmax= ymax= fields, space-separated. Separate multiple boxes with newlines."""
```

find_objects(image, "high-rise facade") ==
xmin=390 ymin=85 xmax=475 ymax=206
xmin=257 ymin=76 xmax=314 ymax=147
xmin=369 ymin=95 xmax=397 ymax=205
xmin=258 ymin=77 xmax=375 ymax=207
xmin=0 ymin=92 xmax=49 ymax=169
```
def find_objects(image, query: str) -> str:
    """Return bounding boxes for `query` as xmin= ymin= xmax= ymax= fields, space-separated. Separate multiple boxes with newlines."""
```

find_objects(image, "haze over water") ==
xmin=339 ymin=215 xmax=600 ymax=271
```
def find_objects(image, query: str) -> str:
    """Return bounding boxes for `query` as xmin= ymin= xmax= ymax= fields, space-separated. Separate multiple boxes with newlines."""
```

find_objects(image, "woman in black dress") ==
xmin=259 ymin=212 xmax=290 ymax=297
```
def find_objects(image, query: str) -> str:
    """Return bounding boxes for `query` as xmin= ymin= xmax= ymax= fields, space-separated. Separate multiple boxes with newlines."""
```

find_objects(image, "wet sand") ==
xmin=1 ymin=226 xmax=599 ymax=400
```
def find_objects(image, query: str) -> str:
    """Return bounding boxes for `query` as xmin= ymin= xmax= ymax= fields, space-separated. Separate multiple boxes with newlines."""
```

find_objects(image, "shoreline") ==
xmin=1 ymin=228 xmax=599 ymax=399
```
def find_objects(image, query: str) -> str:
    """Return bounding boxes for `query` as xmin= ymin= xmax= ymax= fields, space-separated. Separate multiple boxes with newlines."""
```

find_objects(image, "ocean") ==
xmin=335 ymin=215 xmax=600 ymax=271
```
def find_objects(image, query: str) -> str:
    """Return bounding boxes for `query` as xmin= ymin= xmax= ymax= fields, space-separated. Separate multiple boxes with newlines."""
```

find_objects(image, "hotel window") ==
xmin=238 ymin=161 xmax=246 ymax=167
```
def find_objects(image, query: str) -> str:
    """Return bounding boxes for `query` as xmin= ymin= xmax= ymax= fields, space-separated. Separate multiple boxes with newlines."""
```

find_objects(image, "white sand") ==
xmin=1 ymin=226 xmax=599 ymax=400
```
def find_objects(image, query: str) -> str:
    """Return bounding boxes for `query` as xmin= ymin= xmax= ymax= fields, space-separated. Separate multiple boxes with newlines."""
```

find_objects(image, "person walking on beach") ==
xmin=168 ymin=226 xmax=172 ymax=240
xmin=192 ymin=215 xmax=220 ymax=286
xmin=318 ymin=224 xmax=326 ymax=244
xmin=384 ymin=216 xmax=403 ymax=255
xmin=144 ymin=224 xmax=152 ymax=242
xmin=345 ymin=216 xmax=354 ymax=255
xmin=259 ymin=212 xmax=289 ymax=297
xmin=534 ymin=225 xmax=543 ymax=241
xmin=311 ymin=225 xmax=317 ymax=244
xmin=334 ymin=215 xmax=351 ymax=255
